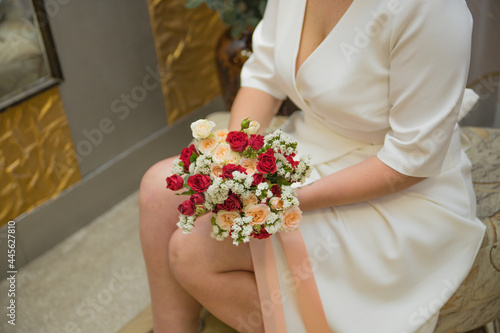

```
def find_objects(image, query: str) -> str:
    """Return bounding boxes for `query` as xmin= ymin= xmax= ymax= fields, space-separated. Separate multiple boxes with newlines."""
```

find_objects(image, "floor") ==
xmin=0 ymin=190 xmax=234 ymax=333
xmin=1 ymin=189 xmax=498 ymax=333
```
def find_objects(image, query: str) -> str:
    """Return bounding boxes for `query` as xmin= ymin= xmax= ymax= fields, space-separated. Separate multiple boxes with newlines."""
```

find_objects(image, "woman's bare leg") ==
xmin=139 ymin=156 xmax=201 ymax=332
xmin=169 ymin=220 xmax=264 ymax=333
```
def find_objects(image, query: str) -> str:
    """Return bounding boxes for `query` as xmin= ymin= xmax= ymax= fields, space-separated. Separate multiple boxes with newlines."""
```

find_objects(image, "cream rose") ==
xmin=191 ymin=119 xmax=216 ymax=139
xmin=245 ymin=204 xmax=271 ymax=225
xmin=242 ymin=193 xmax=259 ymax=208
xmin=214 ymin=129 xmax=229 ymax=142
xmin=198 ymin=136 xmax=218 ymax=153
xmin=281 ymin=207 xmax=302 ymax=232
xmin=211 ymin=163 xmax=223 ymax=178
xmin=269 ymin=197 xmax=284 ymax=211
xmin=215 ymin=210 xmax=239 ymax=231
xmin=245 ymin=120 xmax=260 ymax=135
xmin=213 ymin=142 xmax=231 ymax=163
xmin=225 ymin=151 xmax=241 ymax=165
xmin=239 ymin=157 xmax=257 ymax=175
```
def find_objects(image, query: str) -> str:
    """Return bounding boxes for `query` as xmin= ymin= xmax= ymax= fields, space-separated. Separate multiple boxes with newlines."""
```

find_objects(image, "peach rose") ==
xmin=239 ymin=157 xmax=257 ymax=175
xmin=242 ymin=193 xmax=259 ymax=208
xmin=191 ymin=119 xmax=215 ymax=139
xmin=281 ymin=207 xmax=302 ymax=232
xmin=225 ymin=151 xmax=241 ymax=165
xmin=269 ymin=197 xmax=284 ymax=210
xmin=211 ymin=163 xmax=223 ymax=178
xmin=214 ymin=129 xmax=229 ymax=142
xmin=213 ymin=142 xmax=231 ymax=163
xmin=215 ymin=210 xmax=240 ymax=231
xmin=245 ymin=204 xmax=271 ymax=225
xmin=198 ymin=136 xmax=218 ymax=153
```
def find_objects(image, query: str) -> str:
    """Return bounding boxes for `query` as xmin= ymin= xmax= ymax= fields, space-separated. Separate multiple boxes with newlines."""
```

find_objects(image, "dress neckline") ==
xmin=294 ymin=0 xmax=357 ymax=80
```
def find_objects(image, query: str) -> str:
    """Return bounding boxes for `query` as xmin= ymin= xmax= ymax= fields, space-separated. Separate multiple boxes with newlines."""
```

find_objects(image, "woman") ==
xmin=140 ymin=0 xmax=486 ymax=332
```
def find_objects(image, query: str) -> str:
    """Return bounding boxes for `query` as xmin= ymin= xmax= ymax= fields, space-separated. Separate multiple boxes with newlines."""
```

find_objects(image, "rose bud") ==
xmin=178 ymin=200 xmax=196 ymax=216
xmin=249 ymin=134 xmax=265 ymax=150
xmin=190 ymin=193 xmax=205 ymax=205
xmin=180 ymin=144 xmax=197 ymax=172
xmin=252 ymin=173 xmax=266 ymax=186
xmin=166 ymin=175 xmax=184 ymax=191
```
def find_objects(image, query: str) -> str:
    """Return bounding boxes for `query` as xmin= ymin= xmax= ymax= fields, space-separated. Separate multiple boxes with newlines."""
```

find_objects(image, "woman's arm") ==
xmin=228 ymin=87 xmax=283 ymax=132
xmin=296 ymin=155 xmax=426 ymax=212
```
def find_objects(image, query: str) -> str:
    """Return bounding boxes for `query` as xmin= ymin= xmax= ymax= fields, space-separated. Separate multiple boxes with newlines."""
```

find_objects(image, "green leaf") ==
xmin=190 ymin=152 xmax=199 ymax=164
xmin=240 ymin=118 xmax=250 ymax=130
xmin=211 ymin=216 xmax=216 ymax=225
xmin=179 ymin=189 xmax=194 ymax=196
xmin=258 ymin=0 xmax=267 ymax=16
xmin=184 ymin=0 xmax=205 ymax=9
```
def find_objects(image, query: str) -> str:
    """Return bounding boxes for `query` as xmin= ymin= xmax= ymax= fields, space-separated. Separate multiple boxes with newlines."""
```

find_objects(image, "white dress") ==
xmin=240 ymin=0 xmax=487 ymax=332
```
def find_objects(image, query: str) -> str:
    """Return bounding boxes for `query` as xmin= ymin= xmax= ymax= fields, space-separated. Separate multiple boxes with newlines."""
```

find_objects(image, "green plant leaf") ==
xmin=184 ymin=0 xmax=205 ymax=8
xmin=178 ymin=189 xmax=195 ymax=196
xmin=258 ymin=0 xmax=267 ymax=16
xmin=190 ymin=152 xmax=199 ymax=164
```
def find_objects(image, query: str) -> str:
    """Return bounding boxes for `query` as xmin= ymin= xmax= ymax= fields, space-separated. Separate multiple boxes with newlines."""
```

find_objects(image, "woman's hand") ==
xmin=296 ymin=155 xmax=426 ymax=212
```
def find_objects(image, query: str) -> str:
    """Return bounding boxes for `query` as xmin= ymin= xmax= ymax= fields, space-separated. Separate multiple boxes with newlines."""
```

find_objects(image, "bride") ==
xmin=139 ymin=0 xmax=486 ymax=332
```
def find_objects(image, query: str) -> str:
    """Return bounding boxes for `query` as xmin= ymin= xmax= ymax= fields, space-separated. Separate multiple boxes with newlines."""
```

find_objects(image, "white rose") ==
xmin=191 ymin=119 xmax=216 ymax=139
xmin=244 ymin=120 xmax=260 ymax=135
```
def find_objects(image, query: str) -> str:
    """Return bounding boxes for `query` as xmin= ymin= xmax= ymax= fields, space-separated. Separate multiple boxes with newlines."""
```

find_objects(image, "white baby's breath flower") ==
xmin=191 ymin=119 xmax=216 ymax=139
xmin=171 ymin=159 xmax=184 ymax=175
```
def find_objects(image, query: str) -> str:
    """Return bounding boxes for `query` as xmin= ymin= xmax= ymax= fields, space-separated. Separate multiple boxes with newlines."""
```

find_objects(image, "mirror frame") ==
xmin=0 ymin=0 xmax=63 ymax=111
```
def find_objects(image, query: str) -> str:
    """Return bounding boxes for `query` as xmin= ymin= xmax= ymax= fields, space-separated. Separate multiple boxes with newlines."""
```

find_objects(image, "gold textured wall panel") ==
xmin=0 ymin=87 xmax=81 ymax=226
xmin=147 ymin=0 xmax=226 ymax=123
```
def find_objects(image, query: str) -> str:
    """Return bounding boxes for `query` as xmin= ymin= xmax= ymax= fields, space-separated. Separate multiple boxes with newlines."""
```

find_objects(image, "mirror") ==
xmin=0 ymin=0 xmax=62 ymax=111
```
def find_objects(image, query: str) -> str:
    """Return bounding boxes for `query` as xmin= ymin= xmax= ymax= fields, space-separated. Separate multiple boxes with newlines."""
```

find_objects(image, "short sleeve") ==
xmin=240 ymin=0 xmax=287 ymax=100
xmin=376 ymin=0 xmax=473 ymax=177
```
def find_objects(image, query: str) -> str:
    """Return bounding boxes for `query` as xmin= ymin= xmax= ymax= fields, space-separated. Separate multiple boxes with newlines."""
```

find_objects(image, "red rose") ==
xmin=249 ymin=134 xmax=265 ymax=150
xmin=212 ymin=203 xmax=226 ymax=213
xmin=252 ymin=173 xmax=266 ymax=186
xmin=178 ymin=200 xmax=196 ymax=216
xmin=223 ymin=193 xmax=242 ymax=212
xmin=271 ymin=184 xmax=281 ymax=197
xmin=226 ymin=131 xmax=249 ymax=153
xmin=253 ymin=228 xmax=271 ymax=239
xmin=286 ymin=155 xmax=299 ymax=168
xmin=222 ymin=164 xmax=247 ymax=180
xmin=180 ymin=144 xmax=197 ymax=172
xmin=257 ymin=149 xmax=277 ymax=174
xmin=187 ymin=174 xmax=212 ymax=193
xmin=166 ymin=175 xmax=184 ymax=191
xmin=190 ymin=193 xmax=205 ymax=205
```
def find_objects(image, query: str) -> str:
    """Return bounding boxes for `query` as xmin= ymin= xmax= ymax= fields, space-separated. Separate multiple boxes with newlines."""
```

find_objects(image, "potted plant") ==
xmin=185 ymin=0 xmax=266 ymax=38
xmin=184 ymin=0 xmax=298 ymax=115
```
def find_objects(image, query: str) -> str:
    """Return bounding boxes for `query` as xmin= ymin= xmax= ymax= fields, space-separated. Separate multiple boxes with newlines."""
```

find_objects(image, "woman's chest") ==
xmin=273 ymin=0 xmax=394 ymax=120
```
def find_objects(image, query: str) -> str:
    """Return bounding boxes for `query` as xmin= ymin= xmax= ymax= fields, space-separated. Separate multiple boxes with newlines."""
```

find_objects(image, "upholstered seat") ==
xmin=199 ymin=112 xmax=500 ymax=332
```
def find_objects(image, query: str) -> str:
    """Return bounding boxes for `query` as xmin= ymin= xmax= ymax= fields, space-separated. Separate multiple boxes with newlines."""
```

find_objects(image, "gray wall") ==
xmin=47 ymin=0 xmax=167 ymax=176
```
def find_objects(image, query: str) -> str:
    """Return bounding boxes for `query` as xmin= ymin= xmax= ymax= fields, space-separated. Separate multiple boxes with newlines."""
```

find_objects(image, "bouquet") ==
xmin=166 ymin=118 xmax=312 ymax=245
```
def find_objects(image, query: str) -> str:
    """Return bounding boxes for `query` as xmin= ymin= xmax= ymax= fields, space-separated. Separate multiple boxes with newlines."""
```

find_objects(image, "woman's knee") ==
xmin=168 ymin=229 xmax=201 ymax=283
xmin=139 ymin=156 xmax=179 ymax=207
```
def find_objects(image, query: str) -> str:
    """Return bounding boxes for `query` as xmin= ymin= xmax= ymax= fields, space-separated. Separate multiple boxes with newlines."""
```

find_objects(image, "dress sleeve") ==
xmin=240 ymin=0 xmax=287 ymax=100
xmin=376 ymin=0 xmax=473 ymax=177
